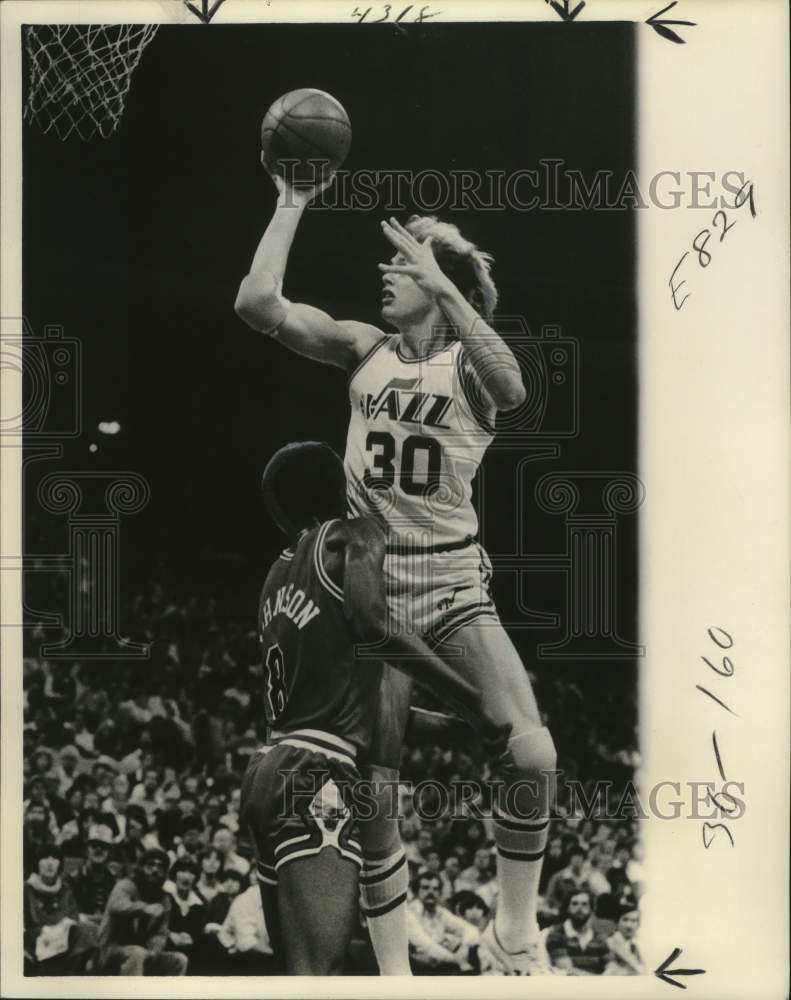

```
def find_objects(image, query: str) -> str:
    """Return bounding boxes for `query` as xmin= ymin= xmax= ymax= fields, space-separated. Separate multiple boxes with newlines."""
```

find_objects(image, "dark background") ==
xmin=23 ymin=23 xmax=638 ymax=716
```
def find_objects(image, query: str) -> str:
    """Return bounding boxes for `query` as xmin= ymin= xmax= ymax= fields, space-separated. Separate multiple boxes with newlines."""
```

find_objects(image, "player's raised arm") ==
xmin=234 ymin=172 xmax=383 ymax=371
xmin=325 ymin=517 xmax=510 ymax=754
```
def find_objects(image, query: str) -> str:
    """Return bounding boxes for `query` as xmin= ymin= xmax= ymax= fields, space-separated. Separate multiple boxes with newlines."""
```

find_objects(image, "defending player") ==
xmin=242 ymin=441 xmax=508 ymax=975
xmin=235 ymin=170 xmax=557 ymax=975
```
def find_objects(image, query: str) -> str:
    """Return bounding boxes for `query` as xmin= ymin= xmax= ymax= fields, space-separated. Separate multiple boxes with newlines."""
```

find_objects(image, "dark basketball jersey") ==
xmin=257 ymin=519 xmax=383 ymax=754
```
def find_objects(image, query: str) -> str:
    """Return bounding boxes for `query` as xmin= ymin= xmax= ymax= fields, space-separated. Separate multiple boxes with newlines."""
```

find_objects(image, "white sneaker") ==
xmin=481 ymin=922 xmax=563 ymax=976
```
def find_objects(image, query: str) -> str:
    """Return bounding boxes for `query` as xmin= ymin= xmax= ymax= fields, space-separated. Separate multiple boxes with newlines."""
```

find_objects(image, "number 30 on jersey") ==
xmin=364 ymin=431 xmax=441 ymax=496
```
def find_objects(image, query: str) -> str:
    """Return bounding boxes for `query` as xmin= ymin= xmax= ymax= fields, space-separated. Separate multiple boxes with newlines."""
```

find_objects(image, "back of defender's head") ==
xmin=261 ymin=441 xmax=346 ymax=541
xmin=404 ymin=215 xmax=498 ymax=321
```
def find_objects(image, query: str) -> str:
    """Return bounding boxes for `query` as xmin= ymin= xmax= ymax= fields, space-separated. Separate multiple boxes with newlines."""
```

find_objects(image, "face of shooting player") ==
xmin=380 ymin=252 xmax=436 ymax=328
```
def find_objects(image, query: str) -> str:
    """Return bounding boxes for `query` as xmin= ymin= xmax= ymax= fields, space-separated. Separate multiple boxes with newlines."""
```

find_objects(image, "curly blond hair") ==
xmin=404 ymin=215 xmax=498 ymax=321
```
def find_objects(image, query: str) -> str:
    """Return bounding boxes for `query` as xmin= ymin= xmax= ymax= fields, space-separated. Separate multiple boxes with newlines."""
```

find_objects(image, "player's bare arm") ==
xmin=234 ymin=170 xmax=383 ymax=371
xmin=379 ymin=217 xmax=527 ymax=411
xmin=323 ymin=517 xmax=509 ymax=751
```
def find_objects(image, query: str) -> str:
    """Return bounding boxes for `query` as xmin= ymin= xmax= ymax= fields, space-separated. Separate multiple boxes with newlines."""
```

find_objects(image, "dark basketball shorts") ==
xmin=241 ymin=729 xmax=363 ymax=886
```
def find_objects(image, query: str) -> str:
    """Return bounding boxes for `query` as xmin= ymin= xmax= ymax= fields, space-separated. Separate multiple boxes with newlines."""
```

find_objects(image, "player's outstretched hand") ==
xmin=261 ymin=153 xmax=336 ymax=207
xmin=378 ymin=216 xmax=454 ymax=299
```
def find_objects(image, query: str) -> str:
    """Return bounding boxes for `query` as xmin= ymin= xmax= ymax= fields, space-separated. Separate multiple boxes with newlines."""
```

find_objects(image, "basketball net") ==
xmin=24 ymin=25 xmax=160 ymax=140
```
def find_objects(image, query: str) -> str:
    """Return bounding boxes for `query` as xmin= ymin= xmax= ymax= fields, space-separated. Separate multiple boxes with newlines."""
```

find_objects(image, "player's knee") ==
xmin=499 ymin=725 xmax=558 ymax=805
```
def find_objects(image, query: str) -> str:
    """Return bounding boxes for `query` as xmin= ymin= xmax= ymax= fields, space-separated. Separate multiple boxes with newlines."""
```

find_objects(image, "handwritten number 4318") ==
xmin=670 ymin=179 xmax=757 ymax=310
xmin=352 ymin=5 xmax=441 ymax=22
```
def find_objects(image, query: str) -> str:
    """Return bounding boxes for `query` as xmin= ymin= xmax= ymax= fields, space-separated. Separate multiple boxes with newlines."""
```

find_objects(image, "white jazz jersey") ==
xmin=344 ymin=335 xmax=494 ymax=548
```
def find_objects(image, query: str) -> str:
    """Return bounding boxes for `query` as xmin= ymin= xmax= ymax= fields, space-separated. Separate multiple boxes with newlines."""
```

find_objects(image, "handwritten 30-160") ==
xmin=696 ymin=627 xmax=743 ymax=849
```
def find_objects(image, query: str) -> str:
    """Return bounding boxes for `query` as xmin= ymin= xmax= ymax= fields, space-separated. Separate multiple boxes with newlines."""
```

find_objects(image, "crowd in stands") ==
xmin=21 ymin=563 xmax=643 ymax=976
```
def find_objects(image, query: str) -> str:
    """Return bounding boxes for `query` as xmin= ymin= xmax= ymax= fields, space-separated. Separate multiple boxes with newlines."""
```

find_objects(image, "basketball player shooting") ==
xmin=235 ymin=90 xmax=558 ymax=975
xmin=243 ymin=441 xmax=508 ymax=974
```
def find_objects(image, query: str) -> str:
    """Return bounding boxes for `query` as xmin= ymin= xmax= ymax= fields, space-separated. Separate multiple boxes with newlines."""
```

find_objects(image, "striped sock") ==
xmin=493 ymin=808 xmax=550 ymax=948
xmin=359 ymin=847 xmax=411 ymax=975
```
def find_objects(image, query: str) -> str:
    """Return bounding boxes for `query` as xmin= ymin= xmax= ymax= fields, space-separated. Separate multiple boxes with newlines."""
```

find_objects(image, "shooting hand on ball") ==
xmin=262 ymin=154 xmax=335 ymax=208
xmin=378 ymin=217 xmax=453 ymax=299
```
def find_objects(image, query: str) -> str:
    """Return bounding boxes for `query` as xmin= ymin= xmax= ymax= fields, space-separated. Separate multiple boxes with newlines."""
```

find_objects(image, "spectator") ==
xmin=210 ymin=825 xmax=250 ymax=877
xmin=93 ymin=718 xmax=120 ymax=758
xmin=58 ymin=790 xmax=110 ymax=856
xmin=539 ymin=833 xmax=566 ymax=894
xmin=23 ymin=775 xmax=59 ymax=837
xmin=30 ymin=747 xmax=57 ymax=781
xmin=155 ymin=782 xmax=184 ymax=850
xmin=54 ymin=745 xmax=84 ymax=798
xmin=587 ymin=844 xmax=616 ymax=897
xmin=399 ymin=787 xmax=423 ymax=839
xmin=172 ymin=815 xmax=207 ymax=864
xmin=92 ymin=757 xmax=119 ymax=802
xmin=119 ymin=688 xmax=154 ymax=727
xmin=202 ymin=793 xmax=226 ymax=831
xmin=181 ymin=774 xmax=202 ymax=799
xmin=545 ymin=889 xmax=609 ymax=975
xmin=543 ymin=845 xmax=591 ymax=919
xmin=439 ymin=854 xmax=463 ymax=902
xmin=23 ymin=802 xmax=57 ymax=876
xmin=178 ymin=794 xmax=201 ymax=821
xmin=76 ymin=671 xmax=112 ymax=730
xmin=97 ymin=848 xmax=188 ymax=975
xmin=604 ymin=907 xmax=645 ymax=975
xmin=406 ymin=872 xmax=479 ymax=975
xmin=457 ymin=847 xmax=497 ymax=910
xmin=24 ymin=845 xmax=93 ymax=974
xmin=43 ymin=772 xmax=72 ymax=827
xmin=70 ymin=710 xmax=95 ymax=757
xmin=130 ymin=767 xmax=164 ymax=819
xmin=164 ymin=858 xmax=206 ymax=970
xmin=405 ymin=827 xmax=435 ymax=872
xmin=195 ymin=847 xmax=223 ymax=903
xmin=204 ymin=868 xmax=245 ymax=932
xmin=101 ymin=773 xmax=132 ymax=841
xmin=217 ymin=873 xmax=274 ymax=974
xmin=452 ymin=891 xmax=489 ymax=932
xmin=577 ymin=819 xmax=596 ymax=852
xmin=219 ymin=786 xmax=242 ymax=834
xmin=113 ymin=805 xmax=150 ymax=875
xmin=421 ymin=850 xmax=443 ymax=877
xmin=68 ymin=823 xmax=117 ymax=923
xmin=451 ymin=893 xmax=504 ymax=975
xmin=624 ymin=841 xmax=645 ymax=899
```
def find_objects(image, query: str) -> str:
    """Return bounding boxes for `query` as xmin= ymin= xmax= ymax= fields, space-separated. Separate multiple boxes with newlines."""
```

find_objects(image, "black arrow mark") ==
xmin=647 ymin=1 xmax=696 ymax=44
xmin=655 ymin=948 xmax=706 ymax=989
xmin=547 ymin=0 xmax=585 ymax=22
xmin=184 ymin=0 xmax=228 ymax=24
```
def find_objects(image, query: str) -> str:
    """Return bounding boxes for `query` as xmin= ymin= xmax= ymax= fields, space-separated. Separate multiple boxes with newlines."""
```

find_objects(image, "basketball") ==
xmin=261 ymin=88 xmax=351 ymax=187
